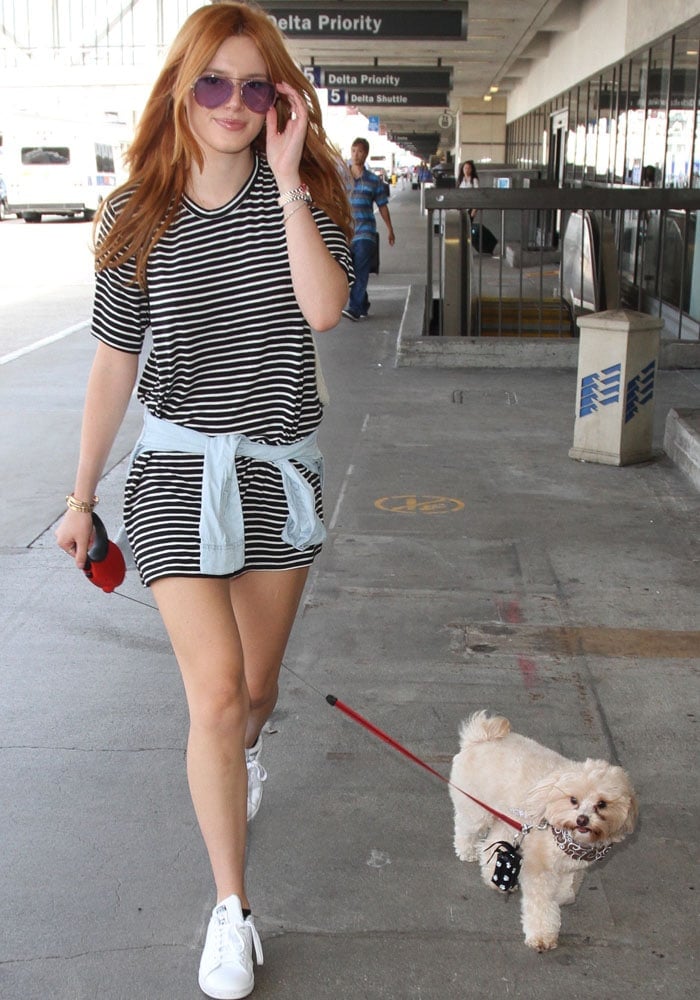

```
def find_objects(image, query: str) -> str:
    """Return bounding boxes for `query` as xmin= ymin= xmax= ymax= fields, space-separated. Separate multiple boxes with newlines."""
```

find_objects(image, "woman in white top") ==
xmin=459 ymin=159 xmax=480 ymax=188
xmin=459 ymin=159 xmax=480 ymax=219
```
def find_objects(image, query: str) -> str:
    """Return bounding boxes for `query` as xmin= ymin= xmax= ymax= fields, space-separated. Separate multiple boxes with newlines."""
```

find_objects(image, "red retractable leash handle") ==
xmin=326 ymin=695 xmax=523 ymax=832
xmin=82 ymin=513 xmax=126 ymax=593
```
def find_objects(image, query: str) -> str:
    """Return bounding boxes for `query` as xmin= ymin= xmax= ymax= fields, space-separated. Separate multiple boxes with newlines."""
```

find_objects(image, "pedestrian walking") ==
xmin=342 ymin=137 xmax=395 ymax=321
xmin=55 ymin=2 xmax=352 ymax=997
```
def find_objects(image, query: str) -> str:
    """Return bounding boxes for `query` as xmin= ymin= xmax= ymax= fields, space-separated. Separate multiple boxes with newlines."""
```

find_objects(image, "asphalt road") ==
xmin=0 ymin=215 xmax=142 ymax=548
xmin=1 ymin=188 xmax=699 ymax=1000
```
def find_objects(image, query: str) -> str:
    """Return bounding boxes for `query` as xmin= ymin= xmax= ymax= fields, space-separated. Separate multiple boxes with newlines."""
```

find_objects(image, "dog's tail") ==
xmin=458 ymin=710 xmax=511 ymax=749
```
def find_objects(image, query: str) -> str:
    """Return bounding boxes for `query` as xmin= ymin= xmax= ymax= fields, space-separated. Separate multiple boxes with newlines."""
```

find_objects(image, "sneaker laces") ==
xmin=245 ymin=738 xmax=267 ymax=820
xmin=246 ymin=757 xmax=267 ymax=785
xmin=213 ymin=905 xmax=264 ymax=968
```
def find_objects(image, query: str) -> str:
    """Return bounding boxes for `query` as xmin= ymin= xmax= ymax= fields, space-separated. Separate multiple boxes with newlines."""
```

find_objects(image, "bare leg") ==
xmin=152 ymin=576 xmax=250 ymax=906
xmin=229 ymin=567 xmax=309 ymax=749
xmin=152 ymin=567 xmax=309 ymax=906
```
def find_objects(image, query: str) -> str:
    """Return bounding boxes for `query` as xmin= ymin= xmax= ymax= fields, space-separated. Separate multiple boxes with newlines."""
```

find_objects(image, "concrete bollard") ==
xmin=569 ymin=309 xmax=663 ymax=466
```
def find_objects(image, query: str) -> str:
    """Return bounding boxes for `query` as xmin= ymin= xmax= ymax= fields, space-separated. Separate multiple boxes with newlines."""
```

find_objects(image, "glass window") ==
xmin=597 ymin=66 xmax=618 ymax=182
xmin=0 ymin=0 xmax=205 ymax=68
xmin=21 ymin=146 xmax=70 ymax=165
xmin=695 ymin=100 xmax=700 ymax=189
xmin=665 ymin=32 xmax=698 ymax=188
xmin=626 ymin=51 xmax=649 ymax=184
xmin=565 ymin=86 xmax=580 ymax=184
xmin=615 ymin=61 xmax=631 ymax=183
xmin=585 ymin=78 xmax=600 ymax=181
xmin=95 ymin=143 xmax=115 ymax=173
xmin=643 ymin=38 xmax=672 ymax=183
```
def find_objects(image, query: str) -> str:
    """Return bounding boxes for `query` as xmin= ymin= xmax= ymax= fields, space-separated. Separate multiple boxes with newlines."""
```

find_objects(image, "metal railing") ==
xmin=424 ymin=186 xmax=700 ymax=342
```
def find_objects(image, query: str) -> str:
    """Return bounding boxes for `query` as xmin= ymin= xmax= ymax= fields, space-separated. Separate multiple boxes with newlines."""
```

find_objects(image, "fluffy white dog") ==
xmin=449 ymin=711 xmax=638 ymax=951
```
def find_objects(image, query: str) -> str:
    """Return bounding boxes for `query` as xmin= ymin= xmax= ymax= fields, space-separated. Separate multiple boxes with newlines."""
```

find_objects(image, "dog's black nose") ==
xmin=576 ymin=814 xmax=590 ymax=827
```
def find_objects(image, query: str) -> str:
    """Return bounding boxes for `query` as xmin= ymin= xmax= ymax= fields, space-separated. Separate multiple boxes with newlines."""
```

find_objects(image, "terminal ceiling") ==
xmin=1 ymin=1 xmax=584 ymax=148
xmin=264 ymin=0 xmax=583 ymax=138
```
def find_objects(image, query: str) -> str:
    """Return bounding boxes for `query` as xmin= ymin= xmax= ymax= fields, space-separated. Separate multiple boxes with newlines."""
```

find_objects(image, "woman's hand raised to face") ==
xmin=265 ymin=82 xmax=309 ymax=190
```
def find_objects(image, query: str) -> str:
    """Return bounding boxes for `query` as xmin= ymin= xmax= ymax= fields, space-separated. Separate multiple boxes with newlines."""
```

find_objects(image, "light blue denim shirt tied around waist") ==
xmin=124 ymin=410 xmax=326 ymax=575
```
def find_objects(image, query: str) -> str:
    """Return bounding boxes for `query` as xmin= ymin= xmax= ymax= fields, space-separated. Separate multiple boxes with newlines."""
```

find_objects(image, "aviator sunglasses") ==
xmin=192 ymin=74 xmax=277 ymax=114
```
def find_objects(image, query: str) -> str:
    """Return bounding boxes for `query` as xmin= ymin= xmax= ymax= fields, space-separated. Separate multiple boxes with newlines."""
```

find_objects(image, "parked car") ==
xmin=0 ymin=176 xmax=8 ymax=220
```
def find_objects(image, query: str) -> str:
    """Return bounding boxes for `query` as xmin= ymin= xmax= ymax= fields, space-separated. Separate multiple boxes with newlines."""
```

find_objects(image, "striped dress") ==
xmin=91 ymin=154 xmax=352 ymax=586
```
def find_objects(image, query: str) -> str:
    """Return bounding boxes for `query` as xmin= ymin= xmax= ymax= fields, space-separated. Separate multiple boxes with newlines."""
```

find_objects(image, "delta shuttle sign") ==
xmin=303 ymin=64 xmax=453 ymax=107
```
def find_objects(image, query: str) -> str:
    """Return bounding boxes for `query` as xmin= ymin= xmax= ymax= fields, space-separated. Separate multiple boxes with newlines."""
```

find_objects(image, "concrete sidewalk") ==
xmin=1 ymin=185 xmax=699 ymax=1000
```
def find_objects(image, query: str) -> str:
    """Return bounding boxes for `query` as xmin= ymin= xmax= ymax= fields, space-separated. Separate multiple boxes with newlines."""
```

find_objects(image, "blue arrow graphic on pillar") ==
xmin=625 ymin=359 xmax=656 ymax=422
xmin=578 ymin=363 xmax=622 ymax=417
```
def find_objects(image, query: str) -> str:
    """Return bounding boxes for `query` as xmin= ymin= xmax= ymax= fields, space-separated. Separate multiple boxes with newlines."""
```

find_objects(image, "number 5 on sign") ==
xmin=327 ymin=88 xmax=346 ymax=105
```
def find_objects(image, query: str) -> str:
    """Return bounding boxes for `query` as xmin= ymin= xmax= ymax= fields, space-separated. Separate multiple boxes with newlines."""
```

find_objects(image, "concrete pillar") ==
xmin=569 ymin=309 xmax=663 ymax=465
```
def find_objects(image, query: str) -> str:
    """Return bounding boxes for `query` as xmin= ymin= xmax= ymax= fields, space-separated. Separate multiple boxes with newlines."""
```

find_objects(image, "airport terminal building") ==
xmin=2 ymin=1 xmax=700 ymax=330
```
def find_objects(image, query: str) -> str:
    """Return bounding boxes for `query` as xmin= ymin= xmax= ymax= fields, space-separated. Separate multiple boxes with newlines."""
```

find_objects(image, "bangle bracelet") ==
xmin=66 ymin=493 xmax=99 ymax=513
xmin=278 ymin=183 xmax=311 ymax=207
xmin=283 ymin=201 xmax=309 ymax=223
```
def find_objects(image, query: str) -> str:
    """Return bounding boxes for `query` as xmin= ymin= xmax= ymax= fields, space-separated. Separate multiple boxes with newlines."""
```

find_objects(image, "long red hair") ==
xmin=95 ymin=1 xmax=352 ymax=287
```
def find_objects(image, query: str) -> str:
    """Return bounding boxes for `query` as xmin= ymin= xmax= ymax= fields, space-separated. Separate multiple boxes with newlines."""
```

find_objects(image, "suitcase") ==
xmin=370 ymin=232 xmax=380 ymax=274
xmin=471 ymin=222 xmax=498 ymax=254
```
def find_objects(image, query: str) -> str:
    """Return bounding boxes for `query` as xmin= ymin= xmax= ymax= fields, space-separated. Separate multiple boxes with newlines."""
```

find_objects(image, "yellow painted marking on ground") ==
xmin=460 ymin=624 xmax=700 ymax=659
xmin=374 ymin=494 xmax=465 ymax=514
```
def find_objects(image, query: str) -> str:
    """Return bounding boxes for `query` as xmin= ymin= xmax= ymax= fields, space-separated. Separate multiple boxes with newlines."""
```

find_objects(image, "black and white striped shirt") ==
xmin=90 ymin=153 xmax=352 ymax=584
xmin=92 ymin=153 xmax=352 ymax=443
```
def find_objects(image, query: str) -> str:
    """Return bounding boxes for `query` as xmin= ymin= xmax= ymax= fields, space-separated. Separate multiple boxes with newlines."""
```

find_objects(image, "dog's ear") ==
xmin=524 ymin=771 xmax=561 ymax=820
xmin=617 ymin=790 xmax=639 ymax=838
xmin=608 ymin=772 xmax=639 ymax=840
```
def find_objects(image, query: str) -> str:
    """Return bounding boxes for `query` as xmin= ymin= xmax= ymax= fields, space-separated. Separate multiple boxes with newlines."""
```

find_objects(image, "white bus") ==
xmin=367 ymin=152 xmax=395 ymax=182
xmin=2 ymin=118 xmax=127 ymax=223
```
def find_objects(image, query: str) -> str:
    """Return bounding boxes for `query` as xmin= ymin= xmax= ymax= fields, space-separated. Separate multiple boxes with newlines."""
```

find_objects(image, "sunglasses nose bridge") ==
xmin=221 ymin=79 xmax=243 ymax=108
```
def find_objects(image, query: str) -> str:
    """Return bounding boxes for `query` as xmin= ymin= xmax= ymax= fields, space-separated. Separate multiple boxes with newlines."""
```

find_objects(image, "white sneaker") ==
xmin=245 ymin=735 xmax=267 ymax=822
xmin=198 ymin=894 xmax=263 ymax=1000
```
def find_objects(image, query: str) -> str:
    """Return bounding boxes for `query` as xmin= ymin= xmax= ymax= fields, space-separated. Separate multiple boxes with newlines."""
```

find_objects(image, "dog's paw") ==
xmin=525 ymin=935 xmax=559 ymax=952
xmin=455 ymin=847 xmax=480 ymax=862
xmin=453 ymin=837 xmax=480 ymax=862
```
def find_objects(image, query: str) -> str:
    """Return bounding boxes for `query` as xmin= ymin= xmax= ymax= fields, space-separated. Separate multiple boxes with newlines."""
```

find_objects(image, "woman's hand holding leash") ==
xmin=56 ymin=507 xmax=95 ymax=569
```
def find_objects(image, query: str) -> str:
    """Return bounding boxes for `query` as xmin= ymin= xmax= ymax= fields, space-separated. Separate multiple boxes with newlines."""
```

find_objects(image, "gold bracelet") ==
xmin=283 ymin=201 xmax=310 ymax=223
xmin=66 ymin=493 xmax=99 ymax=513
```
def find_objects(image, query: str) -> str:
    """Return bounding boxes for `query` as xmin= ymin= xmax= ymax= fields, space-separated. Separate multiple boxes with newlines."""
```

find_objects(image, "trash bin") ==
xmin=420 ymin=182 xmax=434 ymax=217
xmin=569 ymin=309 xmax=663 ymax=466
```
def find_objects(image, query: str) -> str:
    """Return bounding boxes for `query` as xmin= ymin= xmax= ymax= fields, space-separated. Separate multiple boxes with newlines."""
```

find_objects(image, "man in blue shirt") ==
xmin=342 ymin=137 xmax=396 ymax=321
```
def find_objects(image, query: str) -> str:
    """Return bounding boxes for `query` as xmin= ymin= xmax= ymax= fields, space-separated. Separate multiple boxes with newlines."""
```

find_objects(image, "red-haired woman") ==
xmin=56 ymin=3 xmax=352 ymax=996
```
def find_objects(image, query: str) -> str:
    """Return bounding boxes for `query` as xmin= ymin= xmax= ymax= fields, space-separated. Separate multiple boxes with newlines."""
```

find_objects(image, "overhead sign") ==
xmin=387 ymin=131 xmax=441 ymax=157
xmin=263 ymin=3 xmax=468 ymax=39
xmin=388 ymin=132 xmax=441 ymax=145
xmin=306 ymin=66 xmax=453 ymax=91
xmin=328 ymin=90 xmax=449 ymax=107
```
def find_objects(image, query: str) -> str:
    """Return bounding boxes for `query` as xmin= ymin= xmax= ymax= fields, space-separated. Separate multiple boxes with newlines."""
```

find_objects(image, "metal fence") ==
xmin=423 ymin=186 xmax=700 ymax=342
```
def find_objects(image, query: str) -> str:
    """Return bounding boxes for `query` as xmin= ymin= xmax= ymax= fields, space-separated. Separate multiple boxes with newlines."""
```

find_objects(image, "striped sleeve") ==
xmin=91 ymin=197 xmax=150 ymax=354
xmin=313 ymin=206 xmax=354 ymax=281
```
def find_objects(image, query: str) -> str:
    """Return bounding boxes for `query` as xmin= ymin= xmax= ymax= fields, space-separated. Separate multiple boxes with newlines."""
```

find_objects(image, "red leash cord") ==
xmin=326 ymin=695 xmax=524 ymax=833
xmin=95 ymin=585 xmax=525 ymax=836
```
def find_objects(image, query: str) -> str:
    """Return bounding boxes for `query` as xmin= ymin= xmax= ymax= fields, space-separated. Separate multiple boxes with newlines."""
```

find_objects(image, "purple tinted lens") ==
xmin=193 ymin=75 xmax=234 ymax=109
xmin=241 ymin=80 xmax=276 ymax=114
xmin=192 ymin=76 xmax=275 ymax=114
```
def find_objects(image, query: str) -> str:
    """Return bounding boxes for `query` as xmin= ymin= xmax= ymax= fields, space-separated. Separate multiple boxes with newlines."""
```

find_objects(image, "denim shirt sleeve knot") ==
xmin=124 ymin=410 xmax=326 ymax=575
